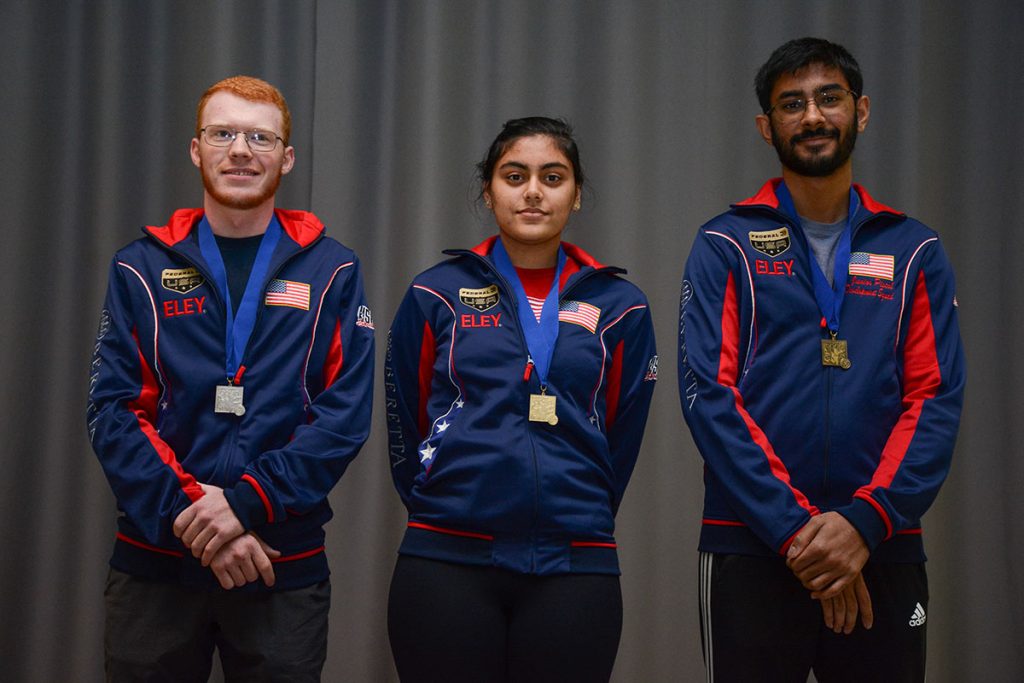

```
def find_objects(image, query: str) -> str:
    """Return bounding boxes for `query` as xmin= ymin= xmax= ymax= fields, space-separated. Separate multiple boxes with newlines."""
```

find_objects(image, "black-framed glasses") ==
xmin=765 ymin=88 xmax=859 ymax=120
xmin=200 ymin=126 xmax=283 ymax=152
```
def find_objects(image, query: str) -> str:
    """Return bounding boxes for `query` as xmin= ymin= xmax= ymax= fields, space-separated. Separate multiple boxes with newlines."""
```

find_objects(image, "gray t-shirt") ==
xmin=800 ymin=216 xmax=846 ymax=286
xmin=799 ymin=192 xmax=861 ymax=286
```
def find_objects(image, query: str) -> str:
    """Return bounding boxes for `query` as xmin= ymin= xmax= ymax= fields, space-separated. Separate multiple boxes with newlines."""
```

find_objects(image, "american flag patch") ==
xmin=265 ymin=279 xmax=310 ymax=310
xmin=849 ymin=252 xmax=894 ymax=280
xmin=559 ymin=300 xmax=601 ymax=333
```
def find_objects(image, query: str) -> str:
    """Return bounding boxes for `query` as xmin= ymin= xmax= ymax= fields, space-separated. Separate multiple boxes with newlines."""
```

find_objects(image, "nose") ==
xmin=800 ymin=99 xmax=827 ymax=126
xmin=228 ymin=132 xmax=253 ymax=156
xmin=524 ymin=177 xmax=542 ymax=202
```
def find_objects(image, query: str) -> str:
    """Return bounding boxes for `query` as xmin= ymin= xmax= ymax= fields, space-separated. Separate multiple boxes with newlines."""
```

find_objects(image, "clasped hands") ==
xmin=173 ymin=484 xmax=280 ymax=589
xmin=786 ymin=511 xmax=873 ymax=635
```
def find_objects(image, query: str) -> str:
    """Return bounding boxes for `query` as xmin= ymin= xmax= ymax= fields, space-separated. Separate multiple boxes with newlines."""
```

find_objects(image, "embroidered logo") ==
xmin=558 ymin=300 xmax=601 ymax=333
xmin=163 ymin=296 xmax=206 ymax=318
xmin=908 ymin=602 xmax=926 ymax=627
xmin=95 ymin=309 xmax=111 ymax=340
xmin=644 ymin=355 xmax=659 ymax=382
xmin=748 ymin=227 xmax=791 ymax=257
xmin=459 ymin=284 xmax=500 ymax=312
xmin=849 ymin=252 xmax=894 ymax=280
xmin=356 ymin=304 xmax=375 ymax=329
xmin=161 ymin=267 xmax=205 ymax=294
xmin=265 ymin=279 xmax=310 ymax=310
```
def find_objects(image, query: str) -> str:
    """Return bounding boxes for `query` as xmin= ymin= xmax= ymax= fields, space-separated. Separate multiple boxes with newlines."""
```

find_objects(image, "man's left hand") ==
xmin=173 ymin=483 xmax=245 ymax=566
xmin=786 ymin=511 xmax=869 ymax=599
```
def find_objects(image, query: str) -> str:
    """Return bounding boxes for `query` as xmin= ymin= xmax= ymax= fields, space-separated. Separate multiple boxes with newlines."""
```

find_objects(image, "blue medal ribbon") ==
xmin=197 ymin=214 xmax=282 ymax=381
xmin=776 ymin=182 xmax=858 ymax=334
xmin=491 ymin=239 xmax=565 ymax=385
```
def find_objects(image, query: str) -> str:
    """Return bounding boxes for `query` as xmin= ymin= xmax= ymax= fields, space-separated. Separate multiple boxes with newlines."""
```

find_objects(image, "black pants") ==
xmin=698 ymin=553 xmax=928 ymax=683
xmin=104 ymin=568 xmax=330 ymax=682
xmin=388 ymin=555 xmax=623 ymax=683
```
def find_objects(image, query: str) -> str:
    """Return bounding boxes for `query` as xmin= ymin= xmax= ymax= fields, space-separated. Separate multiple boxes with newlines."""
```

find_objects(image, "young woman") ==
xmin=384 ymin=117 xmax=657 ymax=682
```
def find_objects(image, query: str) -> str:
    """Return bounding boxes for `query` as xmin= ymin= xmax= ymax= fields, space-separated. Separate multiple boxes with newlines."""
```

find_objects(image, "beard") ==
xmin=199 ymin=160 xmax=283 ymax=210
xmin=771 ymin=115 xmax=858 ymax=178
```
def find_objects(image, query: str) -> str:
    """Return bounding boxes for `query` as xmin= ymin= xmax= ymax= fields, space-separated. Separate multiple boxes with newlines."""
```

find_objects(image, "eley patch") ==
xmin=748 ymin=227 xmax=791 ymax=257
xmin=161 ymin=267 xmax=204 ymax=294
xmin=459 ymin=284 xmax=500 ymax=312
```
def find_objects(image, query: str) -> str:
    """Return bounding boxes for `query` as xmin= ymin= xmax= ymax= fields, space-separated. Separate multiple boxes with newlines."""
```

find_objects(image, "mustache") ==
xmin=790 ymin=128 xmax=839 ymax=144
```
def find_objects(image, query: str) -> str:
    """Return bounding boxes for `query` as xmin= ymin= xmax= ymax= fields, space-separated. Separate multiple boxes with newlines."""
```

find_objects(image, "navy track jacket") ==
xmin=88 ymin=209 xmax=374 ymax=589
xmin=679 ymin=179 xmax=965 ymax=562
xmin=385 ymin=237 xmax=658 ymax=575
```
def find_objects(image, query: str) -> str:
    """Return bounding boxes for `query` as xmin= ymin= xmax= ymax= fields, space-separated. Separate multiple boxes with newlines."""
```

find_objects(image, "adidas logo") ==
xmin=908 ymin=602 xmax=927 ymax=627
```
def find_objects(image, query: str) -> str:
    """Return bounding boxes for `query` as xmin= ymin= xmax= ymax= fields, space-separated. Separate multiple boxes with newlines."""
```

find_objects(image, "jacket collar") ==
xmin=465 ymin=235 xmax=608 ymax=269
xmin=734 ymin=178 xmax=904 ymax=221
xmin=145 ymin=208 xmax=325 ymax=248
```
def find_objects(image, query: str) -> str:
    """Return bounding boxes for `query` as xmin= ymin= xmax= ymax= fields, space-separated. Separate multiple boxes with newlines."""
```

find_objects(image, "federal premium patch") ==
xmin=748 ymin=227 xmax=791 ymax=257
xmin=161 ymin=267 xmax=205 ymax=294
xmin=459 ymin=284 xmax=500 ymax=312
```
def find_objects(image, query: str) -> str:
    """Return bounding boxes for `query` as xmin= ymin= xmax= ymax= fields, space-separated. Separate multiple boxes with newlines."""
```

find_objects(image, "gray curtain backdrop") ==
xmin=1 ymin=1 xmax=1020 ymax=680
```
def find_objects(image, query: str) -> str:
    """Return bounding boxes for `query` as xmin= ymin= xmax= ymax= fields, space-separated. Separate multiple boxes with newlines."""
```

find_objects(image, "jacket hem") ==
xmin=399 ymin=524 xmax=621 ymax=575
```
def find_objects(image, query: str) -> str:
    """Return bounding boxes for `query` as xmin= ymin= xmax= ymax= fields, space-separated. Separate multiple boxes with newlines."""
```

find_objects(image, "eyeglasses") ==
xmin=200 ymin=126 xmax=283 ymax=152
xmin=765 ymin=88 xmax=859 ymax=120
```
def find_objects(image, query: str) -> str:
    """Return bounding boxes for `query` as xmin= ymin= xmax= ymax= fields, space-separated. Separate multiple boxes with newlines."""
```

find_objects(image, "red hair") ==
xmin=195 ymin=75 xmax=291 ymax=144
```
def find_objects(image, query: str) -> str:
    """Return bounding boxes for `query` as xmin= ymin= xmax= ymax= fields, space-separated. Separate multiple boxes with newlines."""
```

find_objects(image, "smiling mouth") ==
xmin=793 ymin=129 xmax=837 ymax=145
xmin=225 ymin=169 xmax=259 ymax=176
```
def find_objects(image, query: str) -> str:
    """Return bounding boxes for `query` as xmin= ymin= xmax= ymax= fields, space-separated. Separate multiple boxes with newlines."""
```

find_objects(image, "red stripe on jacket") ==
xmin=717 ymin=272 xmax=819 ymax=517
xmin=854 ymin=270 xmax=942 ymax=537
xmin=129 ymin=330 xmax=203 ymax=502
xmin=322 ymin=319 xmax=344 ymax=387
xmin=605 ymin=340 xmax=625 ymax=429
xmin=241 ymin=473 xmax=275 ymax=523
xmin=417 ymin=321 xmax=437 ymax=438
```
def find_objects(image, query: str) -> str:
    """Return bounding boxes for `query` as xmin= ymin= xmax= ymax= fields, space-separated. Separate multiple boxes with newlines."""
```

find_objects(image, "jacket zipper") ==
xmin=152 ymin=230 xmax=325 ymax=477
xmin=752 ymin=207 xmax=883 ymax=507
xmin=460 ymin=250 xmax=620 ymax=568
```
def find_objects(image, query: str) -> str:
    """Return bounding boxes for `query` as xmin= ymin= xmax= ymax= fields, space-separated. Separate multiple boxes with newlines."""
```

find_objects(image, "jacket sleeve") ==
xmin=224 ymin=256 xmax=375 ymax=529
xmin=679 ymin=229 xmax=817 ymax=553
xmin=838 ymin=238 xmax=966 ymax=550
xmin=603 ymin=299 xmax=657 ymax=513
xmin=383 ymin=284 xmax=437 ymax=507
xmin=87 ymin=257 xmax=204 ymax=546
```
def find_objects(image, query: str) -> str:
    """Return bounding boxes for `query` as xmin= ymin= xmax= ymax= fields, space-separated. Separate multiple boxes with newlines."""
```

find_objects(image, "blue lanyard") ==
xmin=776 ymin=182 xmax=857 ymax=334
xmin=197 ymin=215 xmax=282 ymax=381
xmin=492 ymin=239 xmax=566 ymax=386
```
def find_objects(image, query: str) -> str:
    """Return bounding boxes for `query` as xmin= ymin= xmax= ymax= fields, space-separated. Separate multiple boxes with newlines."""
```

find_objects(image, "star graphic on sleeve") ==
xmin=436 ymin=421 xmax=450 ymax=433
xmin=455 ymin=399 xmax=465 ymax=409
xmin=419 ymin=443 xmax=436 ymax=463
xmin=589 ymin=415 xmax=599 ymax=425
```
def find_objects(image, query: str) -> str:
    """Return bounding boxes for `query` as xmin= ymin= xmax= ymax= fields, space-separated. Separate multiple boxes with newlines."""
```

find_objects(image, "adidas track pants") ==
xmin=698 ymin=553 xmax=928 ymax=682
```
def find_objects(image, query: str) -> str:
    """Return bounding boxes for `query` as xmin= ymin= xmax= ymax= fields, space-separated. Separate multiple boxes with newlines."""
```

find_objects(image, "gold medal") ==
xmin=821 ymin=332 xmax=852 ymax=370
xmin=529 ymin=392 xmax=558 ymax=425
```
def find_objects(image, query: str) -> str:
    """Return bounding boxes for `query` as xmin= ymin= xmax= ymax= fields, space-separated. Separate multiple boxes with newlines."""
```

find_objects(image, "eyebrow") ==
xmin=498 ymin=161 xmax=570 ymax=171
xmin=777 ymin=83 xmax=846 ymax=99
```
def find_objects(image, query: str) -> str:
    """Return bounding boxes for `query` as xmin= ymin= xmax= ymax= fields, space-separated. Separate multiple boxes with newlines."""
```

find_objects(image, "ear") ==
xmin=190 ymin=138 xmax=202 ymax=168
xmin=573 ymin=187 xmax=582 ymax=211
xmin=482 ymin=184 xmax=493 ymax=209
xmin=755 ymin=114 xmax=774 ymax=146
xmin=280 ymin=145 xmax=296 ymax=175
xmin=855 ymin=94 xmax=871 ymax=132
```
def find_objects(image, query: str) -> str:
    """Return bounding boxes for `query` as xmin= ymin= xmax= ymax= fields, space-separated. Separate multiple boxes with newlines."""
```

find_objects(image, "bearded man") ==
xmin=678 ymin=38 xmax=965 ymax=682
